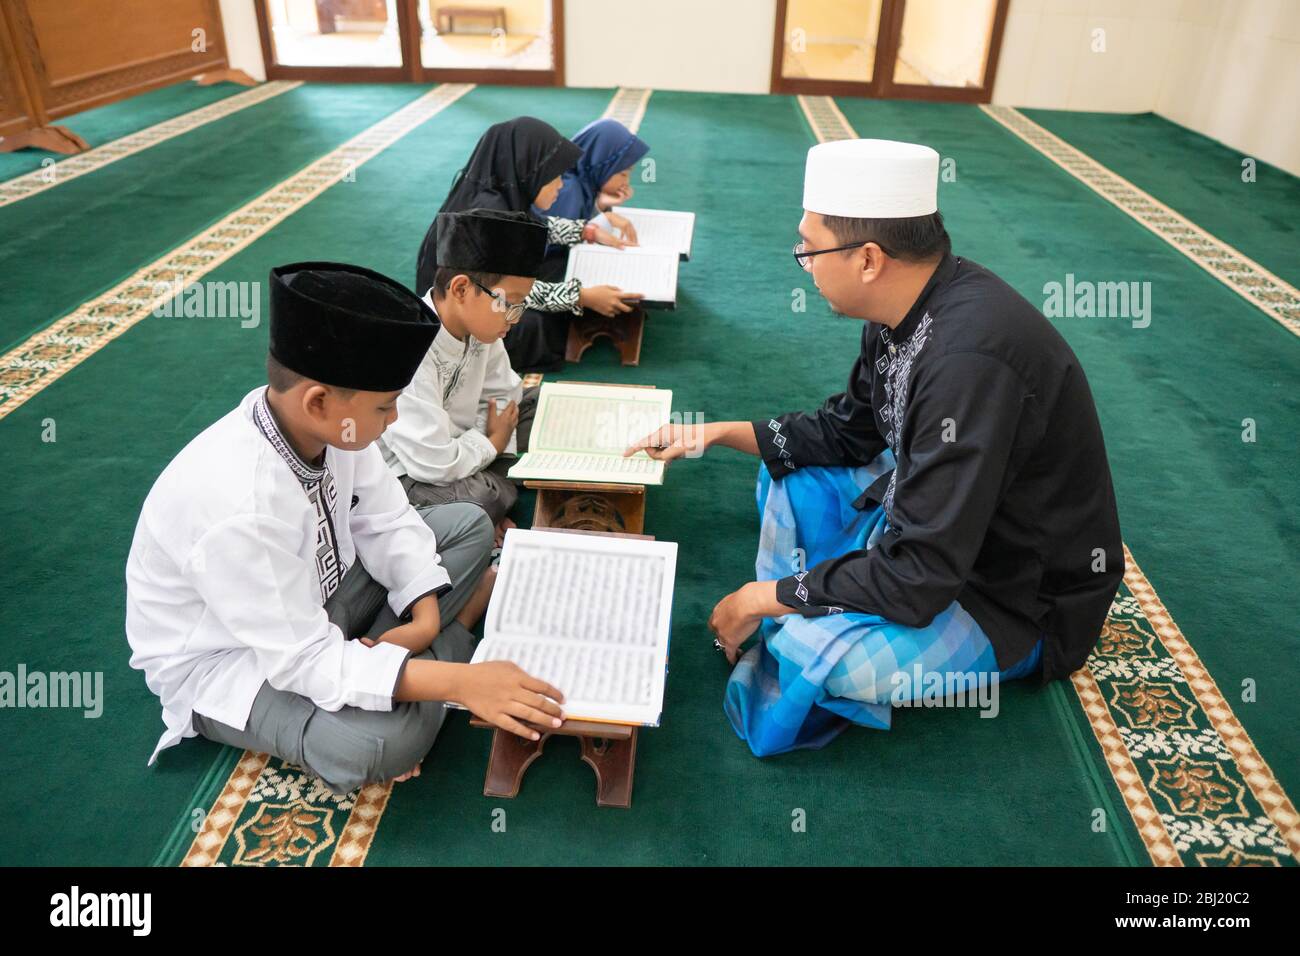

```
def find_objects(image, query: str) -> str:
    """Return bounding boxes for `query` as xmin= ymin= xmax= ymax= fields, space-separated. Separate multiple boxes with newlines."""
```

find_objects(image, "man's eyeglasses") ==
xmin=792 ymin=239 xmax=893 ymax=272
xmin=470 ymin=278 xmax=526 ymax=325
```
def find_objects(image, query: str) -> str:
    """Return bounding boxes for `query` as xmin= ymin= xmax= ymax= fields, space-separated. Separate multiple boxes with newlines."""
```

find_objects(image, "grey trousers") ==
xmin=191 ymin=502 xmax=494 ymax=795
xmin=400 ymin=385 xmax=539 ymax=525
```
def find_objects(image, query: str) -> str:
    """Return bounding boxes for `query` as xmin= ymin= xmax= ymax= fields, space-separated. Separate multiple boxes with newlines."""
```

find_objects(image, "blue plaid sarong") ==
xmin=724 ymin=456 xmax=1043 ymax=756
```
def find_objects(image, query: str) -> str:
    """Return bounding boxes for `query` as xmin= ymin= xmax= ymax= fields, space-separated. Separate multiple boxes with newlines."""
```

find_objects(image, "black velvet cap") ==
xmin=430 ymin=208 xmax=548 ymax=281
xmin=269 ymin=261 xmax=439 ymax=392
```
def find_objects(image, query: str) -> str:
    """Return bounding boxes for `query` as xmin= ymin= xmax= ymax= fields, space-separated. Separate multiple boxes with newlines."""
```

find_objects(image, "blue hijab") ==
xmin=536 ymin=119 xmax=649 ymax=222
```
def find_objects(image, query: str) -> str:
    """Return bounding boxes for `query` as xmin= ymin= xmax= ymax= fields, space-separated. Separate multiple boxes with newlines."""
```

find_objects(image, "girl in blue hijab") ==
xmin=504 ymin=118 xmax=652 ymax=370
xmin=535 ymin=118 xmax=650 ymax=247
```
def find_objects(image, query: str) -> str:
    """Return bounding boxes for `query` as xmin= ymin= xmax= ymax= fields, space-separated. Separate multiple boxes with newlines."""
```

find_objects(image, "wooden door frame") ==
xmin=256 ymin=0 xmax=565 ymax=86
xmin=769 ymin=0 xmax=1009 ymax=104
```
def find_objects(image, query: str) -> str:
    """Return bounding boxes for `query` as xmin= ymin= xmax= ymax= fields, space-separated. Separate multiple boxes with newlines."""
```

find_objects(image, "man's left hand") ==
xmin=708 ymin=581 xmax=783 ymax=665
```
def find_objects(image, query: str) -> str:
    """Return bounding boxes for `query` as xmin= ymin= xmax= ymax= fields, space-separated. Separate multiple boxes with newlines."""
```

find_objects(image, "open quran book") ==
xmin=468 ymin=528 xmax=677 ymax=727
xmin=592 ymin=207 xmax=695 ymax=260
xmin=564 ymin=244 xmax=680 ymax=309
xmin=506 ymin=381 xmax=673 ymax=485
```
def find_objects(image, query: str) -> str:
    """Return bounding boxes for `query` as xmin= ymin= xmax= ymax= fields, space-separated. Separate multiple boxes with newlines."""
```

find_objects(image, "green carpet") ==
xmin=1022 ymin=109 xmax=1300 ymax=288
xmin=0 ymin=83 xmax=434 ymax=352
xmin=0 ymin=80 xmax=252 ymax=181
xmin=0 ymin=84 xmax=1294 ymax=866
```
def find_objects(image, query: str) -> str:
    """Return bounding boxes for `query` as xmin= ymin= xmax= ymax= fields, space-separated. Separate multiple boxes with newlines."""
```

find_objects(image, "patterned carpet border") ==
xmin=0 ymin=83 xmax=475 ymax=422
xmin=981 ymin=104 xmax=1300 ymax=338
xmin=0 ymin=81 xmax=302 ymax=207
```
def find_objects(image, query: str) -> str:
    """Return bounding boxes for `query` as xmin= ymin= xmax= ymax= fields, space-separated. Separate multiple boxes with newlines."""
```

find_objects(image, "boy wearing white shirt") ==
xmin=126 ymin=262 xmax=565 ymax=795
xmin=381 ymin=209 xmax=546 ymax=544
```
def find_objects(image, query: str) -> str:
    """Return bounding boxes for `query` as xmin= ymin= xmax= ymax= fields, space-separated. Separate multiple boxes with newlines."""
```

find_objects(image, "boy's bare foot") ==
xmin=455 ymin=564 xmax=497 ymax=630
xmin=392 ymin=762 xmax=422 ymax=783
xmin=494 ymin=516 xmax=516 ymax=548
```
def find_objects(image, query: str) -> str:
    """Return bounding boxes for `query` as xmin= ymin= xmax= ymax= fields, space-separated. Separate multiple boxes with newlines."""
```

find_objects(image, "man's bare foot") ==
xmin=494 ymin=516 xmax=516 ymax=548
xmin=455 ymin=564 xmax=497 ymax=630
xmin=392 ymin=762 xmax=422 ymax=783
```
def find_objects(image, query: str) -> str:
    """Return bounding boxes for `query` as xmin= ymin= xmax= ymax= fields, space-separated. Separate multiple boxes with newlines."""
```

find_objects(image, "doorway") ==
xmin=255 ymin=0 xmax=564 ymax=85
xmin=770 ymin=0 xmax=1009 ymax=103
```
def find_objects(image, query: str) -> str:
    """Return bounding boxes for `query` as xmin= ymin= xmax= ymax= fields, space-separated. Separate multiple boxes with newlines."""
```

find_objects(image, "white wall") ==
xmin=1156 ymin=0 xmax=1300 ymax=178
xmin=993 ymin=0 xmax=1300 ymax=176
xmin=219 ymin=0 xmax=267 ymax=81
xmin=563 ymin=0 xmax=777 ymax=94
xmin=213 ymin=0 xmax=1299 ymax=175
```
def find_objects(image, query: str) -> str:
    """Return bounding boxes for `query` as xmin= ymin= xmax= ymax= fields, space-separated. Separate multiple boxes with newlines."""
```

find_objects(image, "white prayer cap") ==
xmin=803 ymin=139 xmax=940 ymax=218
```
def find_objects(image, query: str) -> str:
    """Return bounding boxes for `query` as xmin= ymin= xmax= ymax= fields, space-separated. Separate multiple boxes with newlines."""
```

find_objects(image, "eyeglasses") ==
xmin=470 ymin=278 xmax=526 ymax=325
xmin=792 ymin=239 xmax=893 ymax=272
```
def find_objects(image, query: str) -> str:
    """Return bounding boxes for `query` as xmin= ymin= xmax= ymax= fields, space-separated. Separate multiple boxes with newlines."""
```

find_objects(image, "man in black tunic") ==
xmin=627 ymin=138 xmax=1123 ymax=756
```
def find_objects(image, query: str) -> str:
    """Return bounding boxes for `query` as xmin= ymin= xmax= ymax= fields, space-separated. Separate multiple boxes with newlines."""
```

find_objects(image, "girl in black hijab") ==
xmin=416 ymin=117 xmax=638 ymax=372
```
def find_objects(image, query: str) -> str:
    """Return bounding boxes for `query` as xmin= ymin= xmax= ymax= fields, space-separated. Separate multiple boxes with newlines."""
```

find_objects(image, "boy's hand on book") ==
xmin=486 ymin=399 xmax=518 ymax=452
xmin=580 ymin=284 xmax=640 ymax=317
xmin=624 ymin=422 xmax=710 ymax=462
xmin=459 ymin=662 xmax=566 ymax=741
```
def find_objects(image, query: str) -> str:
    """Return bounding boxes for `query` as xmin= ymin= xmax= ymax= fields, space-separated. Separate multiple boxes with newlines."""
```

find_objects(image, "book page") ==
xmin=565 ymin=245 xmax=679 ymax=304
xmin=531 ymin=388 xmax=671 ymax=454
xmin=507 ymin=449 xmax=663 ymax=485
xmin=506 ymin=382 xmax=672 ymax=484
xmin=471 ymin=528 xmax=677 ymax=725
xmin=594 ymin=207 xmax=694 ymax=258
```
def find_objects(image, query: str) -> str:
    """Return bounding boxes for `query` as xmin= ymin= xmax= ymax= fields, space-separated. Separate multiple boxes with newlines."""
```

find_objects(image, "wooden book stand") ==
xmin=470 ymin=527 xmax=653 ymax=808
xmin=522 ymin=380 xmax=656 ymax=535
xmin=525 ymin=479 xmax=645 ymax=534
xmin=470 ymin=716 xmax=638 ymax=809
xmin=566 ymin=305 xmax=646 ymax=366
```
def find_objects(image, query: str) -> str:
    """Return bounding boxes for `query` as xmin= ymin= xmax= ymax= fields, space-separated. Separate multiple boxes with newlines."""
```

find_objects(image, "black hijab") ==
xmin=416 ymin=117 xmax=581 ymax=293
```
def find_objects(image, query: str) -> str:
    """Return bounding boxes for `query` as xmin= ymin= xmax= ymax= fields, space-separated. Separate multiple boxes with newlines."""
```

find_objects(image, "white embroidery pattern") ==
xmin=435 ymin=338 xmax=486 ymax=405
xmin=254 ymin=391 xmax=345 ymax=602
xmin=767 ymin=418 xmax=797 ymax=471
xmin=880 ymin=312 xmax=934 ymax=520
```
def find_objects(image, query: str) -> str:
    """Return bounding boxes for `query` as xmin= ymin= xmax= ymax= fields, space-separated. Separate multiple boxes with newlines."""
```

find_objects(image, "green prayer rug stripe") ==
xmin=980 ymin=105 xmax=1300 ymax=339
xmin=0 ymin=83 xmax=475 ymax=423
xmin=0 ymin=80 xmax=254 ymax=181
xmin=1018 ymin=109 xmax=1300 ymax=291
xmin=0 ymin=81 xmax=302 ymax=208
xmin=0 ymin=82 xmax=444 ymax=355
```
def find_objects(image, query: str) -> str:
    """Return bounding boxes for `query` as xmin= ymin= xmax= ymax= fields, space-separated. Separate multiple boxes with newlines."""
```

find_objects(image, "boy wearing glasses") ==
xmin=382 ymin=208 xmax=546 ymax=545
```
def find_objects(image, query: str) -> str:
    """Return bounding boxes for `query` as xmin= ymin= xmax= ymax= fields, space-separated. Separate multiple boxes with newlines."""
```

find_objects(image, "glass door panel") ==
xmin=891 ymin=0 xmax=998 ymax=88
xmin=418 ymin=0 xmax=554 ymax=72
xmin=780 ymin=0 xmax=883 ymax=84
xmin=265 ymin=0 xmax=403 ymax=67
